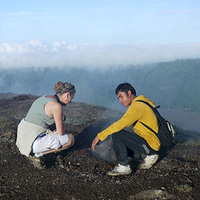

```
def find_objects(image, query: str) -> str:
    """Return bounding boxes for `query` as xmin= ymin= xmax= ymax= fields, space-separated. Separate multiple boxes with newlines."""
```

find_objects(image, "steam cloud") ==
xmin=0 ymin=41 xmax=200 ymax=69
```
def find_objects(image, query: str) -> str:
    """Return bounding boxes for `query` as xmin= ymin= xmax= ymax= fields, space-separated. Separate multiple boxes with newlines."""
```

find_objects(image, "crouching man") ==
xmin=92 ymin=83 xmax=161 ymax=176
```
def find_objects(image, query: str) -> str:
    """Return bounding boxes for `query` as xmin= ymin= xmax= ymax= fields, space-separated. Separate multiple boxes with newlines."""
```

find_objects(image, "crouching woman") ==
xmin=16 ymin=81 xmax=76 ymax=169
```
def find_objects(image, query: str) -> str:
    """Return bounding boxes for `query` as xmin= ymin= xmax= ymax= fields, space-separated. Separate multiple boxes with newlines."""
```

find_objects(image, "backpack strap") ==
xmin=135 ymin=100 xmax=160 ymax=134
xmin=136 ymin=100 xmax=162 ymax=121
xmin=136 ymin=100 xmax=176 ymax=146
xmin=139 ymin=121 xmax=157 ymax=135
xmin=136 ymin=100 xmax=158 ymax=110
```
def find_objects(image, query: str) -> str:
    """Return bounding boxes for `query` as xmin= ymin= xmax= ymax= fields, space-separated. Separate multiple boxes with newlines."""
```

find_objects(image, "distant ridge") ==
xmin=0 ymin=92 xmax=17 ymax=99
xmin=0 ymin=58 xmax=200 ymax=112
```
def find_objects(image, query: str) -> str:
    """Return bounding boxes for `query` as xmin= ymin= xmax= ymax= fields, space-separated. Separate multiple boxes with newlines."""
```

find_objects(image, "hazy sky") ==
xmin=1 ymin=0 xmax=200 ymax=68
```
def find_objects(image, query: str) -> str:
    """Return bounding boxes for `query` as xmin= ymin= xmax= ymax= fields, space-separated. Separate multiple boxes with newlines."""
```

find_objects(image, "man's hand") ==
xmin=91 ymin=136 xmax=100 ymax=151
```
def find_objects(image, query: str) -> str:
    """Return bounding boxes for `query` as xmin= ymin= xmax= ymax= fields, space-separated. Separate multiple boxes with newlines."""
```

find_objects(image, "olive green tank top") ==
xmin=25 ymin=96 xmax=57 ymax=128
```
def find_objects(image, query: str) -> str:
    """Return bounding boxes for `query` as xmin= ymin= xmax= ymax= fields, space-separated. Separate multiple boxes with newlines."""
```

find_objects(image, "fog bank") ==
xmin=160 ymin=109 xmax=200 ymax=134
xmin=0 ymin=41 xmax=200 ymax=69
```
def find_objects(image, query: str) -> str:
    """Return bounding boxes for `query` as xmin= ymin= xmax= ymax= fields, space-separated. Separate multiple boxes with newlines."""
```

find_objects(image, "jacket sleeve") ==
xmin=97 ymin=104 xmax=142 ymax=141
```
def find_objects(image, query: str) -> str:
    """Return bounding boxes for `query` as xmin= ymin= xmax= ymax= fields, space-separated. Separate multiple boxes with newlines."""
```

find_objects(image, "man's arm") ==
xmin=92 ymin=103 xmax=142 ymax=150
xmin=98 ymin=106 xmax=141 ymax=141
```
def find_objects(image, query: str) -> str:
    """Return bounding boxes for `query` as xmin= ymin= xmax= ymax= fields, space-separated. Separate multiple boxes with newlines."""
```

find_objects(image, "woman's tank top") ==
xmin=25 ymin=96 xmax=57 ymax=128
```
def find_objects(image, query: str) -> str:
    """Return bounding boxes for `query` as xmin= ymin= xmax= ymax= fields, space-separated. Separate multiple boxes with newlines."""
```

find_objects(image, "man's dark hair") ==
xmin=115 ymin=83 xmax=136 ymax=95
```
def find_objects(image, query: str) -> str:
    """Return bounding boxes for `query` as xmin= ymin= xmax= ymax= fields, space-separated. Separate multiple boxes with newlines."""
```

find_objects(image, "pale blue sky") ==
xmin=0 ymin=0 xmax=200 ymax=68
xmin=1 ymin=0 xmax=200 ymax=44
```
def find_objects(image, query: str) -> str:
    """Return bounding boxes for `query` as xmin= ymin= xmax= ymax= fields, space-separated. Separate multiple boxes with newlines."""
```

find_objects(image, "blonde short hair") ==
xmin=54 ymin=81 xmax=76 ymax=97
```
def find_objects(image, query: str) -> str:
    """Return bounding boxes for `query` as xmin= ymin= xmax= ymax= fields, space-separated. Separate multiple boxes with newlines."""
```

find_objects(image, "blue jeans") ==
xmin=112 ymin=130 xmax=157 ymax=165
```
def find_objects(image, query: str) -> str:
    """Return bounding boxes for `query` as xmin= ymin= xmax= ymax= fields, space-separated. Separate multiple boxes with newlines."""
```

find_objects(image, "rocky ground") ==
xmin=0 ymin=94 xmax=199 ymax=200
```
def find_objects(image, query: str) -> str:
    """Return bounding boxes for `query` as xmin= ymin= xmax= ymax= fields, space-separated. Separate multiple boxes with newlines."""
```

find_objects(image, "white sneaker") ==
xmin=139 ymin=154 xmax=159 ymax=169
xmin=106 ymin=164 xmax=132 ymax=176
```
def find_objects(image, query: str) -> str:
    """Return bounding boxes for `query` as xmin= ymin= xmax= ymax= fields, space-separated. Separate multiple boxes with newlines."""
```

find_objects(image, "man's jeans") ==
xmin=112 ymin=129 xmax=157 ymax=165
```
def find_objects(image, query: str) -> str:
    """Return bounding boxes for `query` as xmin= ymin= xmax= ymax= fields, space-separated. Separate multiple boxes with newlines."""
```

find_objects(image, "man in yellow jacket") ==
xmin=92 ymin=83 xmax=161 ymax=176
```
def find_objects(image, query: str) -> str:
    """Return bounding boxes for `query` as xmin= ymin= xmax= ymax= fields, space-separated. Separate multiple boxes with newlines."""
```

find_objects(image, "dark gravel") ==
xmin=0 ymin=94 xmax=199 ymax=200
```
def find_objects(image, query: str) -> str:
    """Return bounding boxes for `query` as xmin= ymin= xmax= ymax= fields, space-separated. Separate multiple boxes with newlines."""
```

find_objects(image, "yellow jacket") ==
xmin=97 ymin=95 xmax=161 ymax=151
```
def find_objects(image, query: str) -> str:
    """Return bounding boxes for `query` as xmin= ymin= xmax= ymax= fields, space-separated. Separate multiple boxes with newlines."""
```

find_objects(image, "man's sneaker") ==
xmin=28 ymin=155 xmax=45 ymax=170
xmin=106 ymin=164 xmax=132 ymax=176
xmin=139 ymin=154 xmax=159 ymax=169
